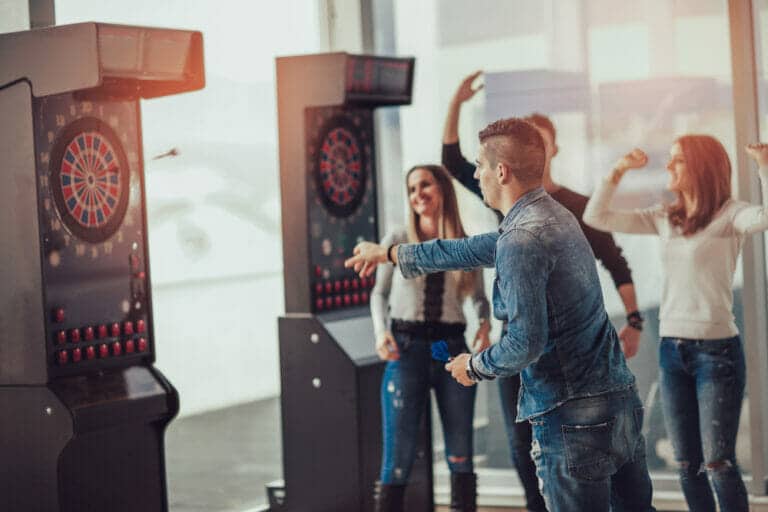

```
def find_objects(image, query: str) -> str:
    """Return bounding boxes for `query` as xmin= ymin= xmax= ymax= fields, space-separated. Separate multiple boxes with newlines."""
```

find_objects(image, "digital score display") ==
xmin=345 ymin=55 xmax=414 ymax=105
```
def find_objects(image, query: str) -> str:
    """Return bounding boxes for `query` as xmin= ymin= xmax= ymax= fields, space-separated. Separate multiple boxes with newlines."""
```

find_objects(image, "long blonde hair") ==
xmin=405 ymin=165 xmax=480 ymax=298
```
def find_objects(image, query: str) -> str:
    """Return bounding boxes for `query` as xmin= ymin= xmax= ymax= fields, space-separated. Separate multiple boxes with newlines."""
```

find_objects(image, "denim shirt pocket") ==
xmin=562 ymin=418 xmax=618 ymax=481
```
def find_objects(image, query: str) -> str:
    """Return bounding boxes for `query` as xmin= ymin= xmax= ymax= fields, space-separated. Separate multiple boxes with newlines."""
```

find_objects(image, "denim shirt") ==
xmin=397 ymin=188 xmax=635 ymax=421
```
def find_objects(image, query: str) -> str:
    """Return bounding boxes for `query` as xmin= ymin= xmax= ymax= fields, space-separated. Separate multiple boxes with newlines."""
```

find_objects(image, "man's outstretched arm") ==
xmin=345 ymin=232 xmax=498 ymax=279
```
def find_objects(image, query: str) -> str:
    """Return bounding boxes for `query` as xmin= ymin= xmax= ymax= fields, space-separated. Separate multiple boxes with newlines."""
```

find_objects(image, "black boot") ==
xmin=373 ymin=481 xmax=406 ymax=512
xmin=450 ymin=472 xmax=477 ymax=512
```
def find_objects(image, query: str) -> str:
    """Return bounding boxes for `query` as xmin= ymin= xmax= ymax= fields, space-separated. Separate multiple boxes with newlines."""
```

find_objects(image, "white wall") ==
xmin=0 ymin=0 xmax=29 ymax=33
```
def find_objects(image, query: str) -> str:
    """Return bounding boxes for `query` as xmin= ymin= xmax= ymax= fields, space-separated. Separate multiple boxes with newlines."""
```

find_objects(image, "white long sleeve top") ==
xmin=369 ymin=228 xmax=490 ymax=341
xmin=583 ymin=168 xmax=768 ymax=340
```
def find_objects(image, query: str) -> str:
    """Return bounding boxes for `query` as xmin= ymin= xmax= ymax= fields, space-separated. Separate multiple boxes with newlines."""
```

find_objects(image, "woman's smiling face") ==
xmin=407 ymin=168 xmax=442 ymax=217
xmin=666 ymin=142 xmax=688 ymax=193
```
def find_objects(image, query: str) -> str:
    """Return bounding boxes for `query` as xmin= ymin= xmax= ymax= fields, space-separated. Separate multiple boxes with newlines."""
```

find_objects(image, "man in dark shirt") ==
xmin=443 ymin=71 xmax=644 ymax=512
xmin=346 ymin=118 xmax=655 ymax=512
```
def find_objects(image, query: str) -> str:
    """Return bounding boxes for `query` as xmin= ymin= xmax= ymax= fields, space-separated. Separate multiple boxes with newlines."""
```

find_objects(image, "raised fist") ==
xmin=615 ymin=148 xmax=649 ymax=172
xmin=746 ymin=143 xmax=768 ymax=168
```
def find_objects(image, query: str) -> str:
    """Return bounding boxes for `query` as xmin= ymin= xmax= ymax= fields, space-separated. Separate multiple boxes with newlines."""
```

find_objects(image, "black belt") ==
xmin=390 ymin=319 xmax=466 ymax=339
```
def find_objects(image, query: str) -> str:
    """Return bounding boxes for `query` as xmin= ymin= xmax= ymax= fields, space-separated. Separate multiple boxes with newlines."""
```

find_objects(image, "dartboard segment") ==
xmin=50 ymin=118 xmax=130 ymax=243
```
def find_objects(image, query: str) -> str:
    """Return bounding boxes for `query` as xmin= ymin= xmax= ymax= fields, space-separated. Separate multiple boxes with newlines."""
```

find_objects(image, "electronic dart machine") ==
xmin=274 ymin=54 xmax=432 ymax=511
xmin=0 ymin=23 xmax=204 ymax=511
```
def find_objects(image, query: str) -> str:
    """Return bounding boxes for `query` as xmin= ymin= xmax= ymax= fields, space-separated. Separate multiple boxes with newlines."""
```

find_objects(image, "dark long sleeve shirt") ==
xmin=442 ymin=142 xmax=633 ymax=288
xmin=397 ymin=188 xmax=636 ymax=420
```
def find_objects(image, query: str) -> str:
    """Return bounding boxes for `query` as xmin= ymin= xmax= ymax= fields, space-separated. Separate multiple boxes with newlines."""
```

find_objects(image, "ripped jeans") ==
xmin=659 ymin=336 xmax=748 ymax=512
xmin=379 ymin=330 xmax=475 ymax=485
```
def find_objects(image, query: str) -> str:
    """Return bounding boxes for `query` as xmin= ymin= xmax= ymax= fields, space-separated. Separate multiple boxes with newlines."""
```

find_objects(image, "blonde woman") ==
xmin=584 ymin=137 xmax=768 ymax=512
xmin=370 ymin=164 xmax=490 ymax=512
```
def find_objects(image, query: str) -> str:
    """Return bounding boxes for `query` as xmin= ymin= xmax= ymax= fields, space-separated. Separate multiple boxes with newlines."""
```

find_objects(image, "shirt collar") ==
xmin=498 ymin=187 xmax=547 ymax=233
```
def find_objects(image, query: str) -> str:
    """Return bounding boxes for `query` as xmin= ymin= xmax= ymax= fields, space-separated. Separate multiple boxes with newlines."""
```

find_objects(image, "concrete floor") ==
xmin=164 ymin=396 xmax=768 ymax=512
xmin=164 ymin=397 xmax=531 ymax=512
xmin=166 ymin=399 xmax=282 ymax=512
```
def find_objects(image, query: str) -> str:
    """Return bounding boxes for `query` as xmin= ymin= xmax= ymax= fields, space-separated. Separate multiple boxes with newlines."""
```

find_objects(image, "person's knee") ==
xmin=705 ymin=459 xmax=736 ymax=476
xmin=676 ymin=459 xmax=704 ymax=478
xmin=447 ymin=453 xmax=473 ymax=472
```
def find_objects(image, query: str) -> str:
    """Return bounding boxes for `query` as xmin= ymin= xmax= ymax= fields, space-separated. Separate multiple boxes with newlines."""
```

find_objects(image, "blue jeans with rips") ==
xmin=379 ymin=330 xmax=476 ymax=485
xmin=529 ymin=387 xmax=655 ymax=512
xmin=659 ymin=336 xmax=748 ymax=512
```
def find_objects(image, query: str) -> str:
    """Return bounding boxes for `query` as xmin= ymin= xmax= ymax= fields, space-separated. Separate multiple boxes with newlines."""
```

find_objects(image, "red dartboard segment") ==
xmin=318 ymin=127 xmax=363 ymax=208
xmin=58 ymin=130 xmax=123 ymax=230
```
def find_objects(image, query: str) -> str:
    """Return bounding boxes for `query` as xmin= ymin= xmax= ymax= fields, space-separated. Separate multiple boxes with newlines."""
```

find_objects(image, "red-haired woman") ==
xmin=584 ymin=136 xmax=768 ymax=512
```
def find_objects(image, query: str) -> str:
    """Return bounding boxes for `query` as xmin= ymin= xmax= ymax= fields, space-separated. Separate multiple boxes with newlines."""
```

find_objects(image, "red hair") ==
xmin=668 ymin=135 xmax=732 ymax=235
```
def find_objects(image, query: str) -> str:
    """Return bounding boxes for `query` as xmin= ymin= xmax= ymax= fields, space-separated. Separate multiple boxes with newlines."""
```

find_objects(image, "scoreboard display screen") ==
xmin=345 ymin=55 xmax=414 ymax=105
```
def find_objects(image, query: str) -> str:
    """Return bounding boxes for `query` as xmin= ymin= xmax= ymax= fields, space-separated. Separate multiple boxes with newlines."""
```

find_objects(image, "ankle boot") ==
xmin=373 ymin=480 xmax=406 ymax=512
xmin=450 ymin=472 xmax=477 ymax=512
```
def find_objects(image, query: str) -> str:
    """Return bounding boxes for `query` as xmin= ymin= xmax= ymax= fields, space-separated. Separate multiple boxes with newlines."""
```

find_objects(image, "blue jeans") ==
xmin=659 ymin=336 xmax=748 ymax=512
xmin=498 ymin=375 xmax=547 ymax=511
xmin=529 ymin=387 xmax=655 ymax=512
xmin=380 ymin=330 xmax=476 ymax=485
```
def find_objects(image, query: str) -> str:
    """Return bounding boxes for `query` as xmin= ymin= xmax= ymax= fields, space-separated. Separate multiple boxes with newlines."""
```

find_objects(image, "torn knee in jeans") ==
xmin=705 ymin=459 xmax=734 ymax=472
xmin=448 ymin=455 xmax=468 ymax=464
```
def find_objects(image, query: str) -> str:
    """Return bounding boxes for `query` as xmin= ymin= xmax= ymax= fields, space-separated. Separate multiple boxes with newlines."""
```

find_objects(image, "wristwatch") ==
xmin=465 ymin=356 xmax=481 ymax=383
xmin=465 ymin=355 xmax=495 ymax=382
xmin=626 ymin=310 xmax=644 ymax=331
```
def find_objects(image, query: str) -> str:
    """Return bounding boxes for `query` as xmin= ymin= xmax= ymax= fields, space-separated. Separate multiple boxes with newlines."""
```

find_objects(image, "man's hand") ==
xmin=376 ymin=331 xmax=399 ymax=361
xmin=746 ymin=143 xmax=768 ymax=167
xmin=344 ymin=242 xmax=388 ymax=278
xmin=618 ymin=324 xmax=641 ymax=359
xmin=445 ymin=353 xmax=476 ymax=387
xmin=471 ymin=321 xmax=491 ymax=353
xmin=452 ymin=70 xmax=484 ymax=105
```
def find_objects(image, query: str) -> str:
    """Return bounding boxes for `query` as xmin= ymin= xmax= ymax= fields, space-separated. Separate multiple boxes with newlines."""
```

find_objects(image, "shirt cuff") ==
xmin=472 ymin=352 xmax=497 ymax=379
xmin=396 ymin=243 xmax=421 ymax=279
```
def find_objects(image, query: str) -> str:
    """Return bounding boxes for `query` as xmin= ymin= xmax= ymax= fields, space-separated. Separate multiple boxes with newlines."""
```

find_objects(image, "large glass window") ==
xmin=55 ymin=1 xmax=323 ymax=507
xmin=56 ymin=0 xmax=322 ymax=411
xmin=379 ymin=0 xmax=752 ymax=503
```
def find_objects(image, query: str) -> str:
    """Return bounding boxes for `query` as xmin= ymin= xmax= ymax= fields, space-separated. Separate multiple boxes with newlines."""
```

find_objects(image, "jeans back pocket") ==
xmin=562 ymin=418 xmax=618 ymax=481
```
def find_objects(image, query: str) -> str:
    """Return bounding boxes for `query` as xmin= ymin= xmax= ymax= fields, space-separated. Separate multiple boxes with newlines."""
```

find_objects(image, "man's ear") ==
xmin=553 ymin=144 xmax=559 ymax=158
xmin=497 ymin=162 xmax=510 ymax=184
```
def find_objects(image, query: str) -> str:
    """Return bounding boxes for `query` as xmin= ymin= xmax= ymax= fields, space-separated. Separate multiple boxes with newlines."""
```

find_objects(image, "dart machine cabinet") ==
xmin=273 ymin=53 xmax=433 ymax=511
xmin=0 ymin=23 xmax=204 ymax=512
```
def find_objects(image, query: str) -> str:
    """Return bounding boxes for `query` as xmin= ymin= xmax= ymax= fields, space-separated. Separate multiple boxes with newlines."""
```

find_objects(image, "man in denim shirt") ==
xmin=346 ymin=118 xmax=655 ymax=512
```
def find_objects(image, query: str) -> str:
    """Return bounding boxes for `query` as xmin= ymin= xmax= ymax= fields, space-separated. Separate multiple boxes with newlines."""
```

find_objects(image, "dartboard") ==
xmin=50 ymin=118 xmax=130 ymax=243
xmin=314 ymin=119 xmax=367 ymax=217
